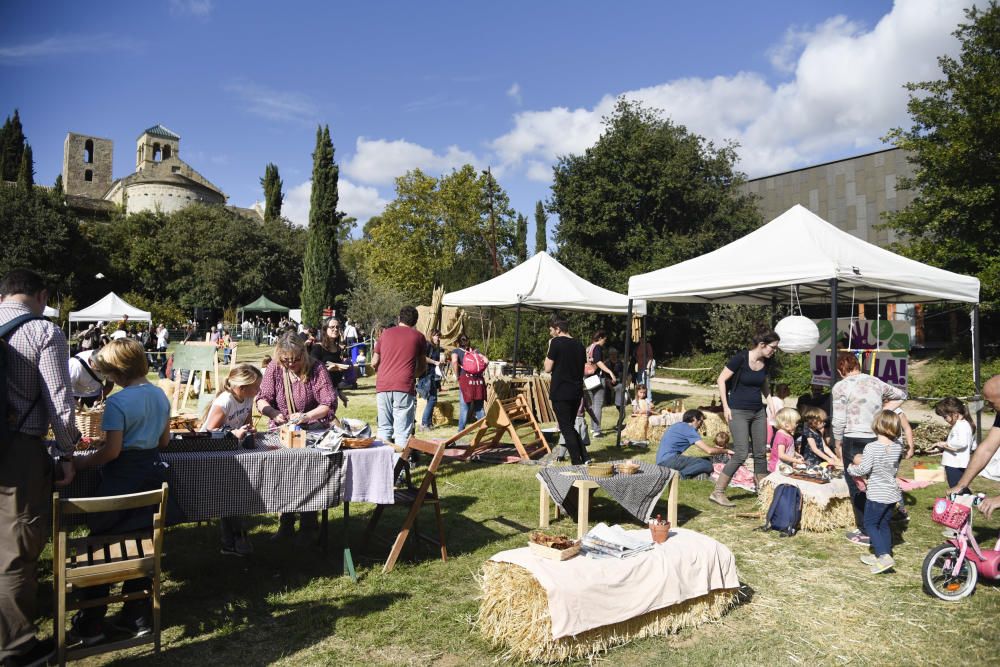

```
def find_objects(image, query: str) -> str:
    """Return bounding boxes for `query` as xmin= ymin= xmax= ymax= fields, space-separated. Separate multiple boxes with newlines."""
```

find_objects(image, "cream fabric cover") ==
xmin=490 ymin=527 xmax=739 ymax=639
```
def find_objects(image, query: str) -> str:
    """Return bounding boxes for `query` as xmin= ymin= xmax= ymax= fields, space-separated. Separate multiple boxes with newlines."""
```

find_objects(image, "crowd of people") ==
xmin=2 ymin=265 xmax=1000 ymax=665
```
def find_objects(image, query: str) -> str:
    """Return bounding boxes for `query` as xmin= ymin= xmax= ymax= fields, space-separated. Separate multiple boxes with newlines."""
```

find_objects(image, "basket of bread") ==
xmin=528 ymin=531 xmax=581 ymax=561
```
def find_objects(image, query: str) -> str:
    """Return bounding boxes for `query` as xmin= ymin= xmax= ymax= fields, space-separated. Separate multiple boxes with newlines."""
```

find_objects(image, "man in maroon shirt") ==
xmin=371 ymin=306 xmax=426 ymax=449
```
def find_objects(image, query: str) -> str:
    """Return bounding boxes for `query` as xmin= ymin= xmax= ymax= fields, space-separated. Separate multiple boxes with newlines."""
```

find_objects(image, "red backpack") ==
xmin=461 ymin=348 xmax=488 ymax=375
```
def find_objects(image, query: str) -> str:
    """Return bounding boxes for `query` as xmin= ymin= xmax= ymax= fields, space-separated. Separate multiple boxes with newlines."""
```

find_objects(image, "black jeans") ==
xmin=842 ymin=435 xmax=875 ymax=531
xmin=552 ymin=398 xmax=588 ymax=465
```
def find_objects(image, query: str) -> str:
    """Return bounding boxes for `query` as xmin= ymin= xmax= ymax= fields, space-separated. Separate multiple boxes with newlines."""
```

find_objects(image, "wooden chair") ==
xmin=363 ymin=438 xmax=447 ymax=573
xmin=52 ymin=483 xmax=169 ymax=666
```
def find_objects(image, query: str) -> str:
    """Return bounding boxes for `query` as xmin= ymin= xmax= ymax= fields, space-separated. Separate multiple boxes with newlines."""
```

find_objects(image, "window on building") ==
xmin=84 ymin=170 xmax=93 ymax=182
xmin=163 ymin=145 xmax=172 ymax=159
xmin=153 ymin=143 xmax=162 ymax=161
xmin=84 ymin=139 xmax=94 ymax=164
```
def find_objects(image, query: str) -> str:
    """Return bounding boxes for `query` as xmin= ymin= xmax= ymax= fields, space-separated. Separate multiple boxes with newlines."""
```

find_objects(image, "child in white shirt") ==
xmin=932 ymin=396 xmax=977 ymax=493
xmin=201 ymin=364 xmax=263 ymax=556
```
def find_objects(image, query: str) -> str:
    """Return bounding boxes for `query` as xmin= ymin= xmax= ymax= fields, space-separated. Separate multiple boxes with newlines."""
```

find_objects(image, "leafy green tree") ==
xmin=884 ymin=2 xmax=1000 ymax=312
xmin=260 ymin=162 xmax=283 ymax=221
xmin=16 ymin=143 xmax=33 ymax=191
xmin=0 ymin=109 xmax=25 ymax=182
xmin=550 ymin=98 xmax=760 ymax=293
xmin=534 ymin=200 xmax=547 ymax=255
xmin=53 ymin=173 xmax=63 ymax=197
xmin=363 ymin=165 xmax=519 ymax=302
xmin=0 ymin=180 xmax=76 ymax=293
xmin=344 ymin=278 xmax=409 ymax=335
xmin=300 ymin=125 xmax=344 ymax=326
xmin=515 ymin=213 xmax=528 ymax=264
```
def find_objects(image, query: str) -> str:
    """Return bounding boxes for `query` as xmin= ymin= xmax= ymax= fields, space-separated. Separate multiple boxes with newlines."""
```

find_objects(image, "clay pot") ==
xmin=649 ymin=521 xmax=670 ymax=544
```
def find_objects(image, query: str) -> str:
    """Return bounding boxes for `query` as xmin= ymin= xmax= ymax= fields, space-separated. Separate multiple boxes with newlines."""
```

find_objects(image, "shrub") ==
xmin=909 ymin=357 xmax=1000 ymax=400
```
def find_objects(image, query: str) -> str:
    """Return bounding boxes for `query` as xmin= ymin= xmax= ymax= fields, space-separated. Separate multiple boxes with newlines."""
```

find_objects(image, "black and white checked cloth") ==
xmin=65 ymin=434 xmax=343 ymax=522
xmin=537 ymin=462 xmax=675 ymax=524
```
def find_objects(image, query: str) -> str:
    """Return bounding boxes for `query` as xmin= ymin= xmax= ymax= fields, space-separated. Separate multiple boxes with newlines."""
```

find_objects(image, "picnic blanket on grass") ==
xmin=490 ymin=527 xmax=739 ymax=639
xmin=537 ymin=462 xmax=674 ymax=524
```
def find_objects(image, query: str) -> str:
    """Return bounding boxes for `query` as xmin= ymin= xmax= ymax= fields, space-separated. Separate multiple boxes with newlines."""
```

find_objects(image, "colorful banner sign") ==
xmin=809 ymin=318 xmax=911 ymax=390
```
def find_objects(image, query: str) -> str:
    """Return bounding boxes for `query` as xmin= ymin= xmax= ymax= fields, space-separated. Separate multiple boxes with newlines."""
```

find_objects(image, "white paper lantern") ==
xmin=774 ymin=315 xmax=819 ymax=353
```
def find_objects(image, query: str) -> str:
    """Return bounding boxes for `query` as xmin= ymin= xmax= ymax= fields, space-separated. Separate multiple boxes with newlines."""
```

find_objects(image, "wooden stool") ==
xmin=538 ymin=473 xmax=679 ymax=539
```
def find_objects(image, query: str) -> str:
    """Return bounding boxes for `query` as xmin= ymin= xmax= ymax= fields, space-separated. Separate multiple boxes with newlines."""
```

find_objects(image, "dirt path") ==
xmin=649 ymin=376 xmax=964 ymax=424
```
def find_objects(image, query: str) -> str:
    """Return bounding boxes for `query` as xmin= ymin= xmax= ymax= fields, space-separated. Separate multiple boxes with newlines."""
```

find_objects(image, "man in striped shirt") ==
xmin=0 ymin=268 xmax=79 ymax=666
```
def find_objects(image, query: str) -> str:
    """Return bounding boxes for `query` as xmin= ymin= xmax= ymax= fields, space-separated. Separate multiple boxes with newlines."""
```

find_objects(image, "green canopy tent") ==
xmin=238 ymin=295 xmax=290 ymax=322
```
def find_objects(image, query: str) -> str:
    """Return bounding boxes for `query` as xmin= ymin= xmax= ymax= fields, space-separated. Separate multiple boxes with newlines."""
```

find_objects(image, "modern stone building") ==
xmin=61 ymin=124 xmax=258 ymax=219
xmin=739 ymin=147 xmax=916 ymax=247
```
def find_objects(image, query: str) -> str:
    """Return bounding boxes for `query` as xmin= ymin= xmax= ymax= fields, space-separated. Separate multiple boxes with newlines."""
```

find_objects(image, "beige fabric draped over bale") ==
xmin=487 ymin=528 xmax=739 ymax=640
xmin=758 ymin=473 xmax=856 ymax=532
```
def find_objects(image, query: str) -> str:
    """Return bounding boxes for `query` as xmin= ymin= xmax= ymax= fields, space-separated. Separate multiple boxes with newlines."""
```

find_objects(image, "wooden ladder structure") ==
xmin=443 ymin=395 xmax=551 ymax=461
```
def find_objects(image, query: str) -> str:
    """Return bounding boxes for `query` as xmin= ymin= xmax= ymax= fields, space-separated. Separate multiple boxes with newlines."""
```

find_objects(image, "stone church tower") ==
xmin=62 ymin=132 xmax=113 ymax=199
xmin=135 ymin=125 xmax=179 ymax=170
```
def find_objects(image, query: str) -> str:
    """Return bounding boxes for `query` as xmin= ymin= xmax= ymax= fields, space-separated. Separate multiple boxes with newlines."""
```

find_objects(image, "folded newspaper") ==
xmin=582 ymin=522 xmax=655 ymax=559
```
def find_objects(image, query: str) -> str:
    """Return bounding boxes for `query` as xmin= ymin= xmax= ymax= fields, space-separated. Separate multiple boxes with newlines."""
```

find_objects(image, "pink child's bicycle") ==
xmin=922 ymin=494 xmax=1000 ymax=601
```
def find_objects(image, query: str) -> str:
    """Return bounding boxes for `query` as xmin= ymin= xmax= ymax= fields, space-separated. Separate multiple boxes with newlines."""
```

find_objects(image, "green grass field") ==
xmin=44 ymin=342 xmax=1000 ymax=665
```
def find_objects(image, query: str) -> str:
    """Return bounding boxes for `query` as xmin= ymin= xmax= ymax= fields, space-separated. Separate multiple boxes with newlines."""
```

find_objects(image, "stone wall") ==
xmin=124 ymin=181 xmax=225 ymax=215
xmin=62 ymin=132 xmax=113 ymax=199
xmin=739 ymin=148 xmax=916 ymax=247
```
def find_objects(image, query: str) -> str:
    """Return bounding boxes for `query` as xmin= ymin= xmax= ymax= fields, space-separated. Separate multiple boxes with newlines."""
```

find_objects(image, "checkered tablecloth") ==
xmin=65 ymin=435 xmax=344 ymax=521
xmin=537 ymin=462 xmax=675 ymax=524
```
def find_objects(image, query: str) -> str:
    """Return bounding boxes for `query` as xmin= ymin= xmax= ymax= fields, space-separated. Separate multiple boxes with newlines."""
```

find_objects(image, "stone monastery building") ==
xmin=61 ymin=124 xmax=254 ymax=219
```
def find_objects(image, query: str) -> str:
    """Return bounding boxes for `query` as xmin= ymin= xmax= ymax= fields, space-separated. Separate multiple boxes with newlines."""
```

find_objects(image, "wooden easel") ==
xmin=443 ymin=395 xmax=551 ymax=461
xmin=169 ymin=342 xmax=219 ymax=416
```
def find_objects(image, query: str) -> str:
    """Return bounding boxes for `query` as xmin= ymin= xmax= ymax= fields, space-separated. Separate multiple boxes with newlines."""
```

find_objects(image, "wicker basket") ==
xmin=75 ymin=404 xmax=105 ymax=439
xmin=615 ymin=461 xmax=641 ymax=475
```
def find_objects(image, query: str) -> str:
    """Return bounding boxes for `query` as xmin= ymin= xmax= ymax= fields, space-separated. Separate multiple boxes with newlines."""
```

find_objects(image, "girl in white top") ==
xmin=200 ymin=364 xmax=263 ymax=556
xmin=932 ymin=397 xmax=977 ymax=492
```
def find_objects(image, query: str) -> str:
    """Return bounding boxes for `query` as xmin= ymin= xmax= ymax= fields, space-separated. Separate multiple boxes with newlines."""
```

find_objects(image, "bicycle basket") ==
xmin=931 ymin=498 xmax=971 ymax=529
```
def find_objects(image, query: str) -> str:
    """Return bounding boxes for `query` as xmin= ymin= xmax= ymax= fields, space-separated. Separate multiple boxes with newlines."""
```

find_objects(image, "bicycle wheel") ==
xmin=922 ymin=543 xmax=978 ymax=601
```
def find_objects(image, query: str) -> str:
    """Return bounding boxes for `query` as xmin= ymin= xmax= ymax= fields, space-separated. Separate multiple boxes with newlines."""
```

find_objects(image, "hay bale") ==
xmin=757 ymin=484 xmax=855 ymax=532
xmin=476 ymin=561 xmax=737 ymax=663
xmin=699 ymin=411 xmax=730 ymax=443
xmin=415 ymin=398 xmax=454 ymax=427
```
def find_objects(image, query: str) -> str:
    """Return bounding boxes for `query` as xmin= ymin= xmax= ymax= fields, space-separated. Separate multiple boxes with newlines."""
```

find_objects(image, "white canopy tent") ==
xmin=629 ymin=205 xmax=979 ymax=305
xmin=443 ymin=251 xmax=647 ymax=371
xmin=69 ymin=292 xmax=152 ymax=323
xmin=626 ymin=204 xmax=983 ymax=439
xmin=444 ymin=251 xmax=647 ymax=315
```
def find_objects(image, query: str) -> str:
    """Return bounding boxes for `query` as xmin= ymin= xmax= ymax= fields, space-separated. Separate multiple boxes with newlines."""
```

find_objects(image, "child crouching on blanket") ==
xmin=847 ymin=410 xmax=904 ymax=574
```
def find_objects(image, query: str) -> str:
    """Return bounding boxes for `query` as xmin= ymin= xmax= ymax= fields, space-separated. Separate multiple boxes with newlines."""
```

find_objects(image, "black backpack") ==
xmin=1 ymin=313 xmax=46 ymax=442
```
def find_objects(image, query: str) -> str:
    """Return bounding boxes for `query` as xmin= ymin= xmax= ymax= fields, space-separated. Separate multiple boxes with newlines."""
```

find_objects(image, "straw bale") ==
xmin=757 ymin=484 xmax=855 ymax=532
xmin=476 ymin=561 xmax=737 ymax=663
xmin=416 ymin=397 xmax=453 ymax=427
xmin=699 ymin=411 xmax=730 ymax=443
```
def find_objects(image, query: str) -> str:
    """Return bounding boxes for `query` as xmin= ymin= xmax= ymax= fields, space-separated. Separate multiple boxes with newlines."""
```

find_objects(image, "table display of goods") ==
xmin=778 ymin=463 xmax=840 ymax=483
xmin=528 ymin=531 xmax=581 ymax=560
xmin=169 ymin=414 xmax=200 ymax=432
xmin=166 ymin=431 xmax=240 ymax=453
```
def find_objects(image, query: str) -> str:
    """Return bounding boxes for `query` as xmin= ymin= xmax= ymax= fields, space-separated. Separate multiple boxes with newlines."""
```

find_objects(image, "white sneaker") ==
xmin=860 ymin=554 xmax=877 ymax=566
xmin=871 ymin=555 xmax=895 ymax=574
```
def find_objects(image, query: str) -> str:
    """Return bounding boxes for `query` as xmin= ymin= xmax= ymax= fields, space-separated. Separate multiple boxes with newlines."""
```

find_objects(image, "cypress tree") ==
xmin=515 ymin=213 xmax=528 ymax=263
xmin=3 ymin=110 xmax=25 ymax=182
xmin=534 ymin=200 xmax=547 ymax=254
xmin=300 ymin=125 xmax=342 ymax=327
xmin=260 ymin=162 xmax=283 ymax=221
xmin=53 ymin=173 xmax=63 ymax=196
xmin=16 ymin=143 xmax=33 ymax=192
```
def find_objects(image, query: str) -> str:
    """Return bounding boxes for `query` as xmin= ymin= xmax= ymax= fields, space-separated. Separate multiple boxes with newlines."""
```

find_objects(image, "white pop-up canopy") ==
xmin=444 ymin=251 xmax=647 ymax=315
xmin=69 ymin=292 xmax=152 ymax=323
xmin=628 ymin=205 xmax=980 ymax=305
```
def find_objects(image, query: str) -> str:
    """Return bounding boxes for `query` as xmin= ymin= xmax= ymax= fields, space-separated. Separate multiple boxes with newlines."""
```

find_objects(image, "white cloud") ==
xmin=0 ymin=34 xmax=140 ymax=60
xmin=507 ymin=82 xmax=522 ymax=106
xmin=282 ymin=178 xmax=388 ymax=228
xmin=489 ymin=0 xmax=971 ymax=178
xmin=170 ymin=0 xmax=213 ymax=17
xmin=224 ymin=79 xmax=318 ymax=125
xmin=343 ymin=137 xmax=481 ymax=186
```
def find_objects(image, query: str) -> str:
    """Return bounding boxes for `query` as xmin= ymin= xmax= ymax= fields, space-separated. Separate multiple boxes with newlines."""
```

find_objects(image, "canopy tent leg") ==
xmin=829 ymin=278 xmax=838 ymax=392
xmin=616 ymin=299 xmax=634 ymax=448
xmin=972 ymin=304 xmax=982 ymax=434
xmin=512 ymin=303 xmax=522 ymax=377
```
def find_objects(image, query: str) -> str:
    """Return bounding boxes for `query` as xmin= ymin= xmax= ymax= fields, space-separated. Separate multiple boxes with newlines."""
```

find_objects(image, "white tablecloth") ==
xmin=342 ymin=442 xmax=397 ymax=505
xmin=762 ymin=472 xmax=849 ymax=508
xmin=491 ymin=527 xmax=739 ymax=639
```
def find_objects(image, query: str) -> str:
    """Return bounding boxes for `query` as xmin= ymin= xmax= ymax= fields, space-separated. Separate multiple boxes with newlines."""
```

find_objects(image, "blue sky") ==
xmin=0 ymin=0 xmax=971 ymax=234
